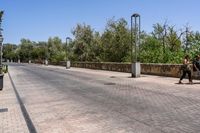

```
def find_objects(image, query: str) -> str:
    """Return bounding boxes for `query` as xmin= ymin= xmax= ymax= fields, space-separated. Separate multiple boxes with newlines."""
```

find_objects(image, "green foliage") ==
xmin=140 ymin=36 xmax=163 ymax=63
xmin=50 ymin=51 xmax=66 ymax=64
xmin=186 ymin=31 xmax=200 ymax=58
xmin=47 ymin=37 xmax=65 ymax=63
xmin=140 ymin=22 xmax=185 ymax=63
xmin=18 ymin=39 xmax=34 ymax=62
xmin=3 ymin=44 xmax=18 ymax=61
xmin=101 ymin=18 xmax=131 ymax=62
xmin=72 ymin=23 xmax=99 ymax=61
xmin=3 ymin=18 xmax=200 ymax=64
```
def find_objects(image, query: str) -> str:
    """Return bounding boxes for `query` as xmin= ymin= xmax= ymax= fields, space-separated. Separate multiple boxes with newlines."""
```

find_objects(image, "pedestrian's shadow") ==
xmin=192 ymin=82 xmax=200 ymax=84
xmin=175 ymin=82 xmax=200 ymax=85
xmin=0 ymin=108 xmax=8 ymax=113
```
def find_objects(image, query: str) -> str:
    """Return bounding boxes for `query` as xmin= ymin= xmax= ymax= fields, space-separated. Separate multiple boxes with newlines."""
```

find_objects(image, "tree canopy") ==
xmin=3 ymin=18 xmax=200 ymax=64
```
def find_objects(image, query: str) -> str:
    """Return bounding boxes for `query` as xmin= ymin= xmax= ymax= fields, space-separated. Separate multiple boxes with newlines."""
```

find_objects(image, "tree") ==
xmin=146 ymin=22 xmax=184 ymax=63
xmin=31 ymin=42 xmax=48 ymax=63
xmin=3 ymin=43 xmax=18 ymax=61
xmin=72 ymin=23 xmax=99 ymax=61
xmin=5 ymin=17 xmax=200 ymax=64
xmin=186 ymin=31 xmax=200 ymax=58
xmin=140 ymin=36 xmax=163 ymax=63
xmin=101 ymin=18 xmax=131 ymax=62
xmin=47 ymin=37 xmax=65 ymax=63
xmin=18 ymin=39 xmax=34 ymax=62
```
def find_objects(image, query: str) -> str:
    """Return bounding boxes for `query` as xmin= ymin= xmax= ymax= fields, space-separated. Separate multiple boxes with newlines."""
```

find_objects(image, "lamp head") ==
xmin=0 ymin=34 xmax=3 ymax=44
xmin=132 ymin=13 xmax=140 ymax=18
xmin=66 ymin=37 xmax=72 ymax=40
xmin=0 ymin=11 xmax=4 ymax=21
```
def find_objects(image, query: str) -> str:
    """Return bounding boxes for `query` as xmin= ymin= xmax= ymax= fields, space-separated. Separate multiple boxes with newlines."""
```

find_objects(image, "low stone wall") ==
xmin=71 ymin=62 xmax=131 ymax=73
xmin=141 ymin=63 xmax=182 ymax=77
xmin=54 ymin=62 xmax=199 ymax=79
xmin=70 ymin=62 xmax=182 ymax=78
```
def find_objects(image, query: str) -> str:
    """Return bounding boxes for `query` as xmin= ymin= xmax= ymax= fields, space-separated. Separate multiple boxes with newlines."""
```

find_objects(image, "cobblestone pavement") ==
xmin=3 ymin=63 xmax=200 ymax=133
xmin=0 ymin=73 xmax=29 ymax=133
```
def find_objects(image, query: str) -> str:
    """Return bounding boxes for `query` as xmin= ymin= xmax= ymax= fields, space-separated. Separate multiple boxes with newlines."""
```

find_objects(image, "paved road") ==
xmin=7 ymin=63 xmax=200 ymax=133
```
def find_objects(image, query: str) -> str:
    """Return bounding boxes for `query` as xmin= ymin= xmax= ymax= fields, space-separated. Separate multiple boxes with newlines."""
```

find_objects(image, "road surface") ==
xmin=7 ymin=63 xmax=200 ymax=133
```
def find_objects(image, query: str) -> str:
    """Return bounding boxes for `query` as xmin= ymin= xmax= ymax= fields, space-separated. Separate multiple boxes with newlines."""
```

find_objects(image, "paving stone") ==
xmin=4 ymin=63 xmax=200 ymax=133
xmin=0 ymin=74 xmax=29 ymax=133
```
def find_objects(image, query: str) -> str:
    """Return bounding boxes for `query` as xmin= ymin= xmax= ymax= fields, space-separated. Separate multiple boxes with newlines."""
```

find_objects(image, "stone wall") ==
xmin=70 ymin=62 xmax=182 ymax=78
xmin=55 ymin=62 xmax=199 ymax=79
xmin=141 ymin=63 xmax=182 ymax=77
xmin=71 ymin=62 xmax=131 ymax=73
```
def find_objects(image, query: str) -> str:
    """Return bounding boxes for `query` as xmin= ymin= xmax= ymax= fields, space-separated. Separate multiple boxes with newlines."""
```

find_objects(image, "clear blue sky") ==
xmin=0 ymin=0 xmax=200 ymax=44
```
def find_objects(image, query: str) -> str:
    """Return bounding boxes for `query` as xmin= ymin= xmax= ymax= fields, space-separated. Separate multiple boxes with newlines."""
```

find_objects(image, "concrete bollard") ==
xmin=131 ymin=62 xmax=141 ymax=78
xmin=66 ymin=61 xmax=70 ymax=69
xmin=45 ymin=60 xmax=48 ymax=65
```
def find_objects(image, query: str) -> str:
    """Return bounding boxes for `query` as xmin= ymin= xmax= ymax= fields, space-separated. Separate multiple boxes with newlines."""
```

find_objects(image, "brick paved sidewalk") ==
xmin=0 ymin=73 xmax=29 ymax=133
xmin=3 ymin=63 xmax=200 ymax=133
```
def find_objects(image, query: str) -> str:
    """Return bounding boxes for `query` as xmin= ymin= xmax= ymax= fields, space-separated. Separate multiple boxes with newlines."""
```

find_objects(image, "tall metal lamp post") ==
xmin=0 ymin=10 xmax=4 ymax=90
xmin=45 ymin=43 xmax=48 ymax=65
xmin=66 ymin=37 xmax=72 ymax=69
xmin=131 ymin=13 xmax=141 ymax=78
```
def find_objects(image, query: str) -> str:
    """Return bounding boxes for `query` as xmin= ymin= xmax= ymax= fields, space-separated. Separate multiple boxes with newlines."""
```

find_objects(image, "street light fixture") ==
xmin=44 ymin=43 xmax=48 ymax=65
xmin=131 ymin=13 xmax=141 ymax=78
xmin=0 ymin=10 xmax=4 ymax=90
xmin=0 ymin=11 xmax=3 ymax=68
xmin=0 ymin=34 xmax=3 ymax=43
xmin=0 ymin=34 xmax=3 ymax=68
xmin=66 ymin=37 xmax=72 ymax=69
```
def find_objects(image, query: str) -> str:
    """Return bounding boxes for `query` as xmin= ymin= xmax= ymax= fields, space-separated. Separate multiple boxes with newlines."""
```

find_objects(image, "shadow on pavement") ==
xmin=175 ymin=82 xmax=196 ymax=85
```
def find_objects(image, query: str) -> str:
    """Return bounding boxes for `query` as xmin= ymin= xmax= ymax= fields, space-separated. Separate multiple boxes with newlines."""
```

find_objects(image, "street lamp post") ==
xmin=0 ymin=10 xmax=4 ymax=90
xmin=45 ymin=43 xmax=48 ymax=65
xmin=66 ymin=37 xmax=72 ymax=69
xmin=18 ymin=55 xmax=20 ymax=63
xmin=185 ymin=27 xmax=189 ymax=53
xmin=0 ymin=35 xmax=3 ymax=68
xmin=131 ymin=13 xmax=141 ymax=78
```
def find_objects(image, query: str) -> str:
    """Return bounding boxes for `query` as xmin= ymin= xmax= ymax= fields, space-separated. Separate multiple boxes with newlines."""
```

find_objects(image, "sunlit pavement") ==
xmin=2 ymin=63 xmax=200 ymax=133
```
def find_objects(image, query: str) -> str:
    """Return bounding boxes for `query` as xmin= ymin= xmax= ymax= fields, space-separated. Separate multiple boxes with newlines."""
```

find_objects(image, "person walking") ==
xmin=193 ymin=55 xmax=200 ymax=71
xmin=179 ymin=55 xmax=193 ymax=84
